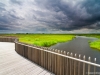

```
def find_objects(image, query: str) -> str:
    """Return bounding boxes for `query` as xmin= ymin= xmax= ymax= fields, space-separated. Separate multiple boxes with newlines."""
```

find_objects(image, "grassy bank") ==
xmin=0 ymin=34 xmax=75 ymax=47
xmin=90 ymin=40 xmax=100 ymax=50
xmin=77 ymin=34 xmax=100 ymax=51
xmin=1 ymin=34 xmax=100 ymax=50
xmin=84 ymin=34 xmax=100 ymax=51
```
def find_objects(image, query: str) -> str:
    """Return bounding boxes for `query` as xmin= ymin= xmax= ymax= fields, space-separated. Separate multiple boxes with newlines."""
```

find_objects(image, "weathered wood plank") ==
xmin=0 ymin=42 xmax=53 ymax=75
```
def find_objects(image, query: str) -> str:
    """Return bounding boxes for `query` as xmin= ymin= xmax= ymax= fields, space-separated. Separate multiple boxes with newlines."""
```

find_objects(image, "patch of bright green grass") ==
xmin=1 ymin=34 xmax=75 ymax=47
xmin=79 ymin=34 xmax=100 ymax=50
xmin=90 ymin=40 xmax=100 ymax=50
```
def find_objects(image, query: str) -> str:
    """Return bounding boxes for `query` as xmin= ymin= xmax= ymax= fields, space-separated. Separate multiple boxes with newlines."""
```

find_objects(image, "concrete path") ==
xmin=0 ymin=42 xmax=53 ymax=75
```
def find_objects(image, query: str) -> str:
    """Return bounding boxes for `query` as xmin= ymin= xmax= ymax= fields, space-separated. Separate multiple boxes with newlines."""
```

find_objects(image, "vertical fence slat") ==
xmin=88 ymin=57 xmax=91 ymax=75
xmin=70 ymin=53 xmax=73 ymax=75
xmin=63 ymin=51 xmax=66 ymax=75
xmin=94 ymin=58 xmax=96 ymax=75
xmin=51 ymin=49 xmax=55 ymax=73
xmin=50 ymin=49 xmax=52 ymax=72
xmin=74 ymin=54 xmax=77 ymax=75
xmin=67 ymin=52 xmax=69 ymax=75
xmin=28 ymin=46 xmax=32 ymax=60
xmin=42 ymin=48 xmax=45 ymax=68
xmin=60 ymin=50 xmax=62 ymax=75
xmin=60 ymin=50 xmax=64 ymax=75
xmin=83 ymin=55 xmax=86 ymax=75
xmin=32 ymin=47 xmax=35 ymax=62
xmin=78 ymin=54 xmax=81 ymax=75
xmin=54 ymin=49 xmax=57 ymax=75
xmin=41 ymin=48 xmax=44 ymax=67
xmin=45 ymin=49 xmax=48 ymax=69
xmin=56 ymin=50 xmax=60 ymax=75
xmin=47 ymin=49 xmax=50 ymax=71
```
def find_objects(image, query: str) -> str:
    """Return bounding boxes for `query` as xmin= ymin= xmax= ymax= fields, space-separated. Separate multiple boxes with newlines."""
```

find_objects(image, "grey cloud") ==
xmin=0 ymin=7 xmax=21 ymax=30
xmin=0 ymin=2 xmax=6 ymax=12
xmin=0 ymin=0 xmax=100 ymax=33
xmin=0 ymin=2 xmax=5 ymax=6
xmin=10 ymin=0 xmax=22 ymax=5
xmin=47 ymin=0 xmax=100 ymax=30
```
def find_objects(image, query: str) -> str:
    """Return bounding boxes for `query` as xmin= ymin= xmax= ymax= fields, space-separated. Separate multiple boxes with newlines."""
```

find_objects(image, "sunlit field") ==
xmin=0 ymin=34 xmax=75 ymax=47
xmin=1 ymin=34 xmax=100 ymax=50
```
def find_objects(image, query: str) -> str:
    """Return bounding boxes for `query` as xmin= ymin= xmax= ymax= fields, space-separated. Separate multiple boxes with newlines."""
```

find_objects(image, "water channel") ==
xmin=50 ymin=36 xmax=100 ymax=72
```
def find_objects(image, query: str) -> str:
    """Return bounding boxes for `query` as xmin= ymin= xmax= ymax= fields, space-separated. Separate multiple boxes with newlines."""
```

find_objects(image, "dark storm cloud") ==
xmin=0 ymin=3 xmax=20 ymax=30
xmin=0 ymin=24 xmax=11 ymax=30
xmin=0 ymin=2 xmax=8 ymax=30
xmin=50 ymin=0 xmax=100 ymax=30
xmin=0 ymin=0 xmax=100 ymax=33
xmin=33 ymin=0 xmax=91 ymax=30
xmin=80 ymin=0 xmax=100 ymax=27
xmin=33 ymin=0 xmax=71 ymax=29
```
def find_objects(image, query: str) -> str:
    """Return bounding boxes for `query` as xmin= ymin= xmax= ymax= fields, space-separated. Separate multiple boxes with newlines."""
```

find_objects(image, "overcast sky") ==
xmin=0 ymin=0 xmax=100 ymax=33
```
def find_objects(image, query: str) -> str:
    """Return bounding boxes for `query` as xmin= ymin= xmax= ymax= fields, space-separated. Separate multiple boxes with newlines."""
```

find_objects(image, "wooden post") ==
xmin=31 ymin=47 xmax=35 ymax=62
xmin=54 ymin=49 xmax=57 ymax=75
xmin=51 ymin=49 xmax=55 ymax=73
xmin=47 ymin=48 xmax=49 ymax=71
xmin=17 ymin=43 xmax=20 ymax=54
xmin=63 ymin=51 xmax=66 ymax=75
xmin=45 ymin=49 xmax=48 ymax=70
xmin=43 ymin=50 xmax=46 ymax=69
xmin=35 ymin=48 xmax=38 ymax=64
xmin=57 ymin=50 xmax=60 ymax=75
xmin=60 ymin=50 xmax=64 ymax=75
xmin=70 ymin=53 xmax=73 ymax=75
xmin=20 ymin=44 xmax=22 ymax=55
xmin=49 ymin=49 xmax=52 ymax=72
xmin=24 ymin=45 xmax=28 ymax=58
xmin=74 ymin=53 xmax=77 ymax=75
xmin=78 ymin=54 xmax=81 ymax=75
xmin=61 ymin=50 xmax=65 ymax=75
xmin=72 ymin=53 xmax=74 ymax=74
xmin=88 ymin=57 xmax=91 ymax=75
xmin=41 ymin=48 xmax=44 ymax=67
xmin=28 ymin=46 xmax=32 ymax=61
xmin=21 ymin=45 xmax=24 ymax=56
xmin=38 ymin=48 xmax=41 ymax=65
xmin=94 ymin=58 xmax=96 ymax=75
xmin=83 ymin=55 xmax=86 ymax=75
xmin=67 ymin=52 xmax=69 ymax=75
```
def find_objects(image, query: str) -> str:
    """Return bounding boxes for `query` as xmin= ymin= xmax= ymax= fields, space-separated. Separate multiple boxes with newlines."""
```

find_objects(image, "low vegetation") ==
xmin=78 ymin=34 xmax=100 ymax=51
xmin=90 ymin=40 xmax=100 ymax=50
xmin=0 ymin=34 xmax=75 ymax=47
xmin=1 ymin=34 xmax=100 ymax=50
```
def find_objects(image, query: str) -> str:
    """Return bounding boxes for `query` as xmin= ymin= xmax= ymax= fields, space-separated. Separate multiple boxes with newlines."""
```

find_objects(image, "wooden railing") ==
xmin=0 ymin=37 xmax=17 ymax=42
xmin=0 ymin=37 xmax=100 ymax=75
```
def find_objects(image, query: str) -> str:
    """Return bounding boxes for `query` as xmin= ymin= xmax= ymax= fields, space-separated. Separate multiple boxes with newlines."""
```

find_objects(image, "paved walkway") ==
xmin=0 ymin=42 xmax=53 ymax=75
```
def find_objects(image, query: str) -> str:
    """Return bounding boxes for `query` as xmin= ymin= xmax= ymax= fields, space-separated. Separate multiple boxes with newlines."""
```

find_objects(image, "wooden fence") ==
xmin=0 ymin=37 xmax=100 ymax=75
xmin=15 ymin=42 xmax=100 ymax=75
xmin=0 ymin=37 xmax=17 ymax=42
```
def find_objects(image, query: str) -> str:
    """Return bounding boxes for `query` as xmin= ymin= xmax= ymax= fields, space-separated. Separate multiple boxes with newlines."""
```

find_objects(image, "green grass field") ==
xmin=1 ymin=34 xmax=100 ymax=50
xmin=0 ymin=34 xmax=75 ymax=47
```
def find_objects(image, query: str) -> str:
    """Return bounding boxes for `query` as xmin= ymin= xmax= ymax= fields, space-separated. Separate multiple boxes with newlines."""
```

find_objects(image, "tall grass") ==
xmin=90 ymin=40 xmax=100 ymax=50
xmin=1 ymin=34 xmax=75 ymax=47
